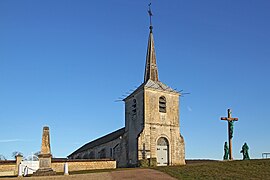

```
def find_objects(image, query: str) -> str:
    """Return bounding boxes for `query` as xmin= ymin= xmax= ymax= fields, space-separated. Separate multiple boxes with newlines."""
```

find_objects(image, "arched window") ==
xmin=157 ymin=137 xmax=169 ymax=146
xmin=99 ymin=148 xmax=106 ymax=159
xmin=83 ymin=153 xmax=89 ymax=159
xmin=79 ymin=154 xmax=84 ymax=159
xmin=89 ymin=151 xmax=95 ymax=159
xmin=159 ymin=96 xmax=166 ymax=113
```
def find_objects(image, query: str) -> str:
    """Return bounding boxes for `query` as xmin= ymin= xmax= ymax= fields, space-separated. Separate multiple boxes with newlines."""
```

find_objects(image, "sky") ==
xmin=0 ymin=0 xmax=270 ymax=160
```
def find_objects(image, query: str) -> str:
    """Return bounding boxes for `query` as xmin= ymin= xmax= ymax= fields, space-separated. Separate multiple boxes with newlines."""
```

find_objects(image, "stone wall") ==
xmin=70 ymin=136 xmax=126 ymax=168
xmin=123 ymin=84 xmax=186 ymax=167
xmin=52 ymin=159 xmax=116 ymax=172
xmin=125 ymin=87 xmax=144 ymax=166
xmin=0 ymin=161 xmax=16 ymax=176
xmin=76 ymin=138 xmax=121 ymax=160
xmin=138 ymin=87 xmax=185 ymax=165
xmin=0 ymin=159 xmax=116 ymax=177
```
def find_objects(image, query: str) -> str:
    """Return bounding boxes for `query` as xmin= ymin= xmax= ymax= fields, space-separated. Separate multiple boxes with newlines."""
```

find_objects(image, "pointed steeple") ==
xmin=144 ymin=4 xmax=159 ymax=82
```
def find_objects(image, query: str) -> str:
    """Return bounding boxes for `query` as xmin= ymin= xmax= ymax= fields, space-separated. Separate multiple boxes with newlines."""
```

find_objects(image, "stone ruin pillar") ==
xmin=33 ymin=126 xmax=56 ymax=176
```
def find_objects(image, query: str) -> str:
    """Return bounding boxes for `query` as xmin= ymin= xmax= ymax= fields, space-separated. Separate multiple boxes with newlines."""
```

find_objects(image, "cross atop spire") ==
xmin=148 ymin=3 xmax=153 ymax=32
xmin=144 ymin=3 xmax=159 ymax=82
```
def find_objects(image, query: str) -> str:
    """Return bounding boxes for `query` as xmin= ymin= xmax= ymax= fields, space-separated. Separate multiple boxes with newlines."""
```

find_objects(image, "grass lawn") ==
xmin=155 ymin=159 xmax=270 ymax=179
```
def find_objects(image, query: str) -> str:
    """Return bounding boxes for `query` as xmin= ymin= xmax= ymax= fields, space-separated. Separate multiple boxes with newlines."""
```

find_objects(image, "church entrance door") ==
xmin=156 ymin=137 xmax=169 ymax=166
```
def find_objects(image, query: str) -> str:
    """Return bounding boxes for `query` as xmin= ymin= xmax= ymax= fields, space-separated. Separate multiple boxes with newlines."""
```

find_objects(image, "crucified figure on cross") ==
xmin=221 ymin=109 xmax=238 ymax=160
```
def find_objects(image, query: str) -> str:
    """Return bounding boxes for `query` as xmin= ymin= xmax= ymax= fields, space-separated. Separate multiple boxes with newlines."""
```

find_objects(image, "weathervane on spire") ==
xmin=148 ymin=3 xmax=153 ymax=31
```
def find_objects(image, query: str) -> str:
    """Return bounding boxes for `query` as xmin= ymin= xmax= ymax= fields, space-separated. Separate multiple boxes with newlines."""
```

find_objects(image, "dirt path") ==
xmin=3 ymin=169 xmax=176 ymax=180
xmin=110 ymin=169 xmax=175 ymax=180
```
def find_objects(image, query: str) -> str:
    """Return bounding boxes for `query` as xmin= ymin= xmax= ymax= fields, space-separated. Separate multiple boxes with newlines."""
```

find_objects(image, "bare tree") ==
xmin=0 ymin=154 xmax=6 ymax=160
xmin=12 ymin=151 xmax=23 ymax=159
xmin=34 ymin=151 xmax=41 ymax=156
xmin=24 ymin=151 xmax=40 ymax=161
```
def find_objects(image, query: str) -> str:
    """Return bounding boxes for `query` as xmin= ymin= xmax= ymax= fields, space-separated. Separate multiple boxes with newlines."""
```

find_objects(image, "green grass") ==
xmin=155 ymin=159 xmax=270 ymax=180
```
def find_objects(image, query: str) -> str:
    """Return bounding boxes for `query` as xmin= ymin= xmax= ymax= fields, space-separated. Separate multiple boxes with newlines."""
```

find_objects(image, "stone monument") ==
xmin=33 ymin=126 xmax=56 ymax=176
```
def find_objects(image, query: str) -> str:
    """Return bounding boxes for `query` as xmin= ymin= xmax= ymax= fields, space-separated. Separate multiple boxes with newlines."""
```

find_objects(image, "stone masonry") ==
xmin=33 ymin=126 xmax=56 ymax=176
xmin=69 ymin=22 xmax=185 ymax=167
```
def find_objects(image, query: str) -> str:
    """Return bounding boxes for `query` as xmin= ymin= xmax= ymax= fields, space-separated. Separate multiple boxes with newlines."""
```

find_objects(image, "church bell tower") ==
xmin=124 ymin=5 xmax=185 ymax=166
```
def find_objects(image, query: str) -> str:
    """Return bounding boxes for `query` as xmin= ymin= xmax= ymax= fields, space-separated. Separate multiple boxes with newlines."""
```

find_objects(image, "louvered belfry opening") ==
xmin=159 ymin=96 xmax=166 ymax=113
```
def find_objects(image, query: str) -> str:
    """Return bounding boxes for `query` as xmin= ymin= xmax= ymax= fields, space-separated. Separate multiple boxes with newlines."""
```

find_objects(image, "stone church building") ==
xmin=68 ymin=24 xmax=185 ymax=167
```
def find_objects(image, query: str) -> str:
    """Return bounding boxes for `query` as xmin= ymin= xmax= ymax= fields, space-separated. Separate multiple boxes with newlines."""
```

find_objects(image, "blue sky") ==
xmin=0 ymin=0 xmax=270 ymax=160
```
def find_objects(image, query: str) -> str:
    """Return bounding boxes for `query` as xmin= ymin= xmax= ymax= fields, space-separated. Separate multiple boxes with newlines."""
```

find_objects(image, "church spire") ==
xmin=144 ymin=3 xmax=159 ymax=82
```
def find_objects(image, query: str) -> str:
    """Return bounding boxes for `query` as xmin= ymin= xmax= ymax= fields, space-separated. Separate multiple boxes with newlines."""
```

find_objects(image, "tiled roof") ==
xmin=124 ymin=79 xmax=179 ymax=101
xmin=144 ymin=79 xmax=179 ymax=93
xmin=68 ymin=127 xmax=125 ymax=157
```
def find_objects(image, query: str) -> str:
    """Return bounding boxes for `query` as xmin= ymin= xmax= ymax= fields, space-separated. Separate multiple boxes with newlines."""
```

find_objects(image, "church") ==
xmin=68 ymin=14 xmax=186 ymax=167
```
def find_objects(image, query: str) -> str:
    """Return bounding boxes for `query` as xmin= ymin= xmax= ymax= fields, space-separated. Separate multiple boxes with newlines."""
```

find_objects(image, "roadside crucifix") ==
xmin=221 ymin=109 xmax=238 ymax=160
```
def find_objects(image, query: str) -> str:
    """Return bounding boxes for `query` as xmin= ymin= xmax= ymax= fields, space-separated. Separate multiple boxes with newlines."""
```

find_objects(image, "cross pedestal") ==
xmin=221 ymin=109 xmax=238 ymax=160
